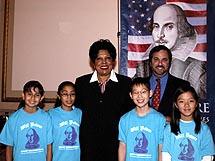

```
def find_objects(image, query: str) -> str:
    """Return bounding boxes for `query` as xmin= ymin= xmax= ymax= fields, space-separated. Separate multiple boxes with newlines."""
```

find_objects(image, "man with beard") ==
xmin=144 ymin=45 xmax=189 ymax=123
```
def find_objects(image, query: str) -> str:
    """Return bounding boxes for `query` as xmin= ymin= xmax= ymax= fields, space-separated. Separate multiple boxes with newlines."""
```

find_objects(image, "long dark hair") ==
xmin=54 ymin=81 xmax=75 ymax=107
xmin=170 ymin=85 xmax=201 ymax=135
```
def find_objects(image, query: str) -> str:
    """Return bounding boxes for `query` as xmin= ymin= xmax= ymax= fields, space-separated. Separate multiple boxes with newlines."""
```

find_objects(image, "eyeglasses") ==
xmin=132 ymin=90 xmax=148 ymax=96
xmin=60 ymin=93 xmax=75 ymax=98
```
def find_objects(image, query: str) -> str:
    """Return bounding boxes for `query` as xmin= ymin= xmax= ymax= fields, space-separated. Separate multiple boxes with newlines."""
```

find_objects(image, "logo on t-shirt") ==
xmin=178 ymin=138 xmax=194 ymax=161
xmin=63 ymin=125 xmax=77 ymax=146
xmin=25 ymin=128 xmax=40 ymax=149
xmin=134 ymin=132 xmax=148 ymax=153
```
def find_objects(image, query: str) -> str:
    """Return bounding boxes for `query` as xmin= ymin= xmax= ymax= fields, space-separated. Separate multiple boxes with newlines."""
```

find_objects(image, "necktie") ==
xmin=152 ymin=79 xmax=160 ymax=110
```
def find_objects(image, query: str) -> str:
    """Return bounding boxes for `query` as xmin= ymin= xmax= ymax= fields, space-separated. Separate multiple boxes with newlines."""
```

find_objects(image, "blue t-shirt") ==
xmin=118 ymin=108 xmax=166 ymax=161
xmin=0 ymin=107 xmax=53 ymax=161
xmin=48 ymin=106 xmax=82 ymax=161
xmin=162 ymin=120 xmax=215 ymax=161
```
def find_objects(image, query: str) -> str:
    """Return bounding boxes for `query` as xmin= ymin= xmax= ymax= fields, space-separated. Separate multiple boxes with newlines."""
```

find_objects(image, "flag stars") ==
xmin=140 ymin=13 xmax=145 ymax=17
xmin=127 ymin=0 xmax=161 ymax=36
xmin=147 ymin=17 xmax=151 ymax=21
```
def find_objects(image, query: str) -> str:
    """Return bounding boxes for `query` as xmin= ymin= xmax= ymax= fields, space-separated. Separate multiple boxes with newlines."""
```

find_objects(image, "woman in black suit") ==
xmin=75 ymin=39 xmax=134 ymax=161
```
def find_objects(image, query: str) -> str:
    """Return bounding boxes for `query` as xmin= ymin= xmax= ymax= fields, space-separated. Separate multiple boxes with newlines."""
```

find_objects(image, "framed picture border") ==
xmin=2 ymin=0 xmax=58 ymax=103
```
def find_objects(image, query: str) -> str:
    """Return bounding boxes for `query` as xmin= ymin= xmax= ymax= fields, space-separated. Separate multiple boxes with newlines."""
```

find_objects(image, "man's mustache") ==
xmin=155 ymin=39 xmax=168 ymax=44
xmin=155 ymin=65 xmax=165 ymax=68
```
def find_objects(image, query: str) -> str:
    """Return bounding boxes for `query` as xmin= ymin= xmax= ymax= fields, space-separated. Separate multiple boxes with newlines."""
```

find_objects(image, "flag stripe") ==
xmin=128 ymin=44 xmax=206 ymax=54
xmin=128 ymin=34 xmax=206 ymax=44
xmin=128 ymin=60 xmax=140 ymax=68
xmin=184 ymin=10 xmax=206 ymax=17
xmin=128 ymin=43 xmax=150 ymax=53
xmin=128 ymin=39 xmax=206 ymax=52
xmin=194 ymin=26 xmax=207 ymax=35
xmin=187 ymin=17 xmax=206 ymax=26
xmin=167 ymin=0 xmax=206 ymax=4
xmin=194 ymin=43 xmax=206 ymax=52
xmin=167 ymin=2 xmax=206 ymax=11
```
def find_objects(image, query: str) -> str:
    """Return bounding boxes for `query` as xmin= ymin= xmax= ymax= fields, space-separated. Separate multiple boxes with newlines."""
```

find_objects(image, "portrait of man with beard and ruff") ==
xmin=134 ymin=4 xmax=206 ymax=99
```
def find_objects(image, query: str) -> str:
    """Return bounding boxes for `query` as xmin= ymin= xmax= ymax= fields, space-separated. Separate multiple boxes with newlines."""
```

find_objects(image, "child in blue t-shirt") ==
xmin=0 ymin=80 xmax=53 ymax=161
xmin=162 ymin=85 xmax=215 ymax=161
xmin=48 ymin=81 xmax=82 ymax=161
xmin=118 ymin=77 xmax=166 ymax=161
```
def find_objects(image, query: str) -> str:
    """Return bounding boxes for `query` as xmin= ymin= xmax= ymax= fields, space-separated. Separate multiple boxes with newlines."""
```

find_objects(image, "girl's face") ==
xmin=58 ymin=85 xmax=75 ymax=111
xmin=175 ymin=91 xmax=197 ymax=121
xmin=130 ymin=84 xmax=152 ymax=109
xmin=22 ymin=87 xmax=44 ymax=111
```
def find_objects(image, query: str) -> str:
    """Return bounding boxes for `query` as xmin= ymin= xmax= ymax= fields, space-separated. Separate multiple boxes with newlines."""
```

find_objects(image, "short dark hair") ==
xmin=149 ymin=45 xmax=172 ymax=63
xmin=89 ymin=39 xmax=116 ymax=63
xmin=131 ymin=77 xmax=150 ymax=92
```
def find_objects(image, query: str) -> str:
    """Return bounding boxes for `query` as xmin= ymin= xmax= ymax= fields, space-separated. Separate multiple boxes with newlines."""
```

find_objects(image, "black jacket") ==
xmin=75 ymin=73 xmax=134 ymax=161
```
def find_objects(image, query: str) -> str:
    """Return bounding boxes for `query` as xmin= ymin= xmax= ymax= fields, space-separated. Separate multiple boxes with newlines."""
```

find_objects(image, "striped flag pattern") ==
xmin=120 ymin=0 xmax=207 ymax=78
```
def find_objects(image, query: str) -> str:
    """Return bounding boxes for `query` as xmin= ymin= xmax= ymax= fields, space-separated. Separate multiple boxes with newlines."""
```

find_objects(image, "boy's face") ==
xmin=22 ymin=87 xmax=44 ymax=110
xmin=130 ymin=84 xmax=152 ymax=109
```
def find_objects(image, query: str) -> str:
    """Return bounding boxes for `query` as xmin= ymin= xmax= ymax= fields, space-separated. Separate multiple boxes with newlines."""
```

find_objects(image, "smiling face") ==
xmin=150 ymin=49 xmax=171 ymax=78
xmin=152 ymin=5 xmax=179 ymax=49
xmin=175 ymin=91 xmax=197 ymax=121
xmin=22 ymin=87 xmax=44 ymax=112
xmin=94 ymin=50 xmax=115 ymax=82
xmin=130 ymin=84 xmax=152 ymax=109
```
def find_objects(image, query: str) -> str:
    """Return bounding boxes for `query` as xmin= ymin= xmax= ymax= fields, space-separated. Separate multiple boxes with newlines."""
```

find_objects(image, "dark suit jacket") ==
xmin=145 ymin=74 xmax=190 ymax=117
xmin=75 ymin=73 xmax=134 ymax=161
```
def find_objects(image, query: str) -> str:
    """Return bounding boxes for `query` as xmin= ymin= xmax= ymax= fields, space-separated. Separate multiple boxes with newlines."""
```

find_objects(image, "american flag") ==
xmin=119 ymin=0 xmax=207 ymax=78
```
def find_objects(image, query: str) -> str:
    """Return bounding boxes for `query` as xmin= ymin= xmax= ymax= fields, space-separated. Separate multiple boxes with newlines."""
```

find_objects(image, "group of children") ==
xmin=0 ymin=80 xmax=81 ymax=161
xmin=0 ymin=78 xmax=214 ymax=161
xmin=118 ymin=77 xmax=215 ymax=161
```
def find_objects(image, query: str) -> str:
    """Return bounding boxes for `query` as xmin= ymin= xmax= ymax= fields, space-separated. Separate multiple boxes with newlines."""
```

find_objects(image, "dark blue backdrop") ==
xmin=207 ymin=0 xmax=215 ymax=141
